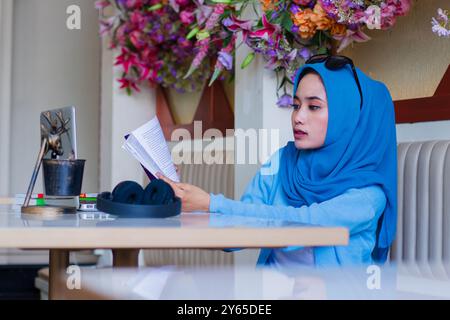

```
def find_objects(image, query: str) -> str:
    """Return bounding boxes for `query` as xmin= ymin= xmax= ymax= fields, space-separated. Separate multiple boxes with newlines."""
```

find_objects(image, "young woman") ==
xmin=158 ymin=55 xmax=398 ymax=267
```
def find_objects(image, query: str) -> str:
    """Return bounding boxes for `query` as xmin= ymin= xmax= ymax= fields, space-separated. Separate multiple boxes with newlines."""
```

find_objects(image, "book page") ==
xmin=122 ymin=134 xmax=160 ymax=176
xmin=126 ymin=116 xmax=179 ymax=182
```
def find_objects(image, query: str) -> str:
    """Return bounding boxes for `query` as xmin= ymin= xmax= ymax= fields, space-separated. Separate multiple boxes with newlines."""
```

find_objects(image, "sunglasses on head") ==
xmin=302 ymin=54 xmax=363 ymax=110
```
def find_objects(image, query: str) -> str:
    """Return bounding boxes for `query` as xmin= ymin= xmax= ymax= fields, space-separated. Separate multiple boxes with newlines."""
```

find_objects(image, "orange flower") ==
xmin=330 ymin=23 xmax=347 ymax=37
xmin=292 ymin=8 xmax=316 ymax=39
xmin=311 ymin=3 xmax=333 ymax=31
xmin=260 ymin=0 xmax=275 ymax=12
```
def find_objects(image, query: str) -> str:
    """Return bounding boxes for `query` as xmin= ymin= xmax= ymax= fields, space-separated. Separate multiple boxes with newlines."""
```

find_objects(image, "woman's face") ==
xmin=291 ymin=72 xmax=329 ymax=150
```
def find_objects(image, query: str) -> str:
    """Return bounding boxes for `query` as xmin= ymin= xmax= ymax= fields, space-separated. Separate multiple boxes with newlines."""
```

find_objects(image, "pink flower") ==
xmin=124 ymin=0 xmax=143 ymax=10
xmin=222 ymin=15 xmax=253 ymax=43
xmin=115 ymin=48 xmax=138 ymax=74
xmin=364 ymin=5 xmax=381 ymax=30
xmin=118 ymin=78 xmax=140 ymax=93
xmin=379 ymin=3 xmax=397 ymax=30
xmin=205 ymin=4 xmax=227 ymax=30
xmin=249 ymin=14 xmax=281 ymax=41
xmin=389 ymin=0 xmax=412 ymax=16
xmin=223 ymin=15 xmax=253 ymax=31
xmin=180 ymin=10 xmax=195 ymax=25
xmin=176 ymin=0 xmax=190 ymax=6
xmin=130 ymin=11 xmax=144 ymax=26
xmin=99 ymin=16 xmax=116 ymax=36
xmin=333 ymin=28 xmax=371 ymax=53
xmin=192 ymin=39 xmax=209 ymax=68
xmin=293 ymin=0 xmax=313 ymax=6
xmin=130 ymin=30 xmax=144 ymax=49
xmin=95 ymin=0 xmax=110 ymax=10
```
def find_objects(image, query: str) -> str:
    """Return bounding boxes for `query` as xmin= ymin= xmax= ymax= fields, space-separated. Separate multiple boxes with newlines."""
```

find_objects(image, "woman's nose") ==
xmin=294 ymin=105 xmax=307 ymax=124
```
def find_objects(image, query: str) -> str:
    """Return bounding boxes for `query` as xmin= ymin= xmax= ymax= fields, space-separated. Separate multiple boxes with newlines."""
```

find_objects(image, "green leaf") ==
xmin=241 ymin=52 xmax=255 ymax=69
xmin=228 ymin=73 xmax=235 ymax=83
xmin=280 ymin=12 xmax=293 ymax=31
xmin=278 ymin=77 xmax=287 ymax=90
xmin=210 ymin=0 xmax=232 ymax=4
xmin=208 ymin=68 xmax=222 ymax=87
xmin=147 ymin=3 xmax=163 ymax=11
xmin=222 ymin=35 xmax=233 ymax=47
xmin=183 ymin=64 xmax=197 ymax=80
xmin=317 ymin=46 xmax=328 ymax=55
xmin=187 ymin=27 xmax=200 ymax=40
xmin=196 ymin=30 xmax=210 ymax=40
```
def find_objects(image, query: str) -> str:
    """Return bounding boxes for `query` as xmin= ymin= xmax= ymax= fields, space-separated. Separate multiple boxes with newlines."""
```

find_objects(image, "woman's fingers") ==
xmin=157 ymin=173 xmax=177 ymax=189
xmin=156 ymin=173 xmax=186 ymax=199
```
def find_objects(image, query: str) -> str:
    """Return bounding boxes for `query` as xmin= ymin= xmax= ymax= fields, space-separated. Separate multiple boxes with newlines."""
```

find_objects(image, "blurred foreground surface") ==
xmin=63 ymin=261 xmax=450 ymax=300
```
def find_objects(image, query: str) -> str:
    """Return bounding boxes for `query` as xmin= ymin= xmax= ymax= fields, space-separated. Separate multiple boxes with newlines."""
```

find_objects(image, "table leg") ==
xmin=112 ymin=249 xmax=140 ymax=267
xmin=49 ymin=249 xmax=70 ymax=300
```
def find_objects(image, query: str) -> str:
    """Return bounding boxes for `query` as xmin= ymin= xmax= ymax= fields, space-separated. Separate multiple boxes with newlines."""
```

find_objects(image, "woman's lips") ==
xmin=294 ymin=129 xmax=308 ymax=139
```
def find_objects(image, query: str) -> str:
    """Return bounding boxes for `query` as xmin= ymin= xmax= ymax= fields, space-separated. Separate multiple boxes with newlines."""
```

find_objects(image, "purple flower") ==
xmin=299 ymin=47 xmax=312 ymax=60
xmin=170 ymin=67 xmax=177 ymax=77
xmin=432 ymin=8 xmax=450 ymax=38
xmin=432 ymin=18 xmax=450 ymax=37
xmin=437 ymin=8 xmax=449 ymax=22
xmin=222 ymin=17 xmax=233 ymax=27
xmin=277 ymin=94 xmax=293 ymax=108
xmin=266 ymin=49 xmax=277 ymax=57
xmin=290 ymin=4 xmax=300 ymax=14
xmin=218 ymin=51 xmax=233 ymax=70
xmin=117 ymin=0 xmax=127 ymax=7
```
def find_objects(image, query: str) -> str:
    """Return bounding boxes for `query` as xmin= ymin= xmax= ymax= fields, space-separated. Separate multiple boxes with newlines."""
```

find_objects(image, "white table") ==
xmin=0 ymin=204 xmax=349 ymax=299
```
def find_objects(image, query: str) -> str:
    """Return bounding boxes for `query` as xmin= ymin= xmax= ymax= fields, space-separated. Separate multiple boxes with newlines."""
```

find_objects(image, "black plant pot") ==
xmin=42 ymin=159 xmax=86 ymax=196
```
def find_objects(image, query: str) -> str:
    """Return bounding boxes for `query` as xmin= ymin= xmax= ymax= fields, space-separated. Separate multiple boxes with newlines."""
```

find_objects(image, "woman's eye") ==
xmin=291 ymin=104 xmax=300 ymax=110
xmin=309 ymin=105 xmax=320 ymax=111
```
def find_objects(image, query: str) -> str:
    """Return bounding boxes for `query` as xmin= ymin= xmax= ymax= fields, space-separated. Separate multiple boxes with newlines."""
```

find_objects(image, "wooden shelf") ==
xmin=394 ymin=64 xmax=450 ymax=124
xmin=157 ymin=63 xmax=449 ymax=129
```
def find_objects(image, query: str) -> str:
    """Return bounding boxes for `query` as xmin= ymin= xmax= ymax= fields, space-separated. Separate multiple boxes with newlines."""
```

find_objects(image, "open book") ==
xmin=122 ymin=116 xmax=180 ymax=182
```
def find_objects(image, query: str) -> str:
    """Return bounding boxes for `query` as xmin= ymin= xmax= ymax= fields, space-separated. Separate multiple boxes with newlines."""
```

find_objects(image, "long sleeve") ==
xmin=210 ymin=185 xmax=386 ymax=236
xmin=237 ymin=150 xmax=280 ymax=206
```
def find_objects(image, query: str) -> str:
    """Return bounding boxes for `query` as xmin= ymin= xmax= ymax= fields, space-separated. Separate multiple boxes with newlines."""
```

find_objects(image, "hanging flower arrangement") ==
xmin=96 ymin=0 xmax=235 ymax=94
xmin=97 ymin=0 xmax=412 ymax=106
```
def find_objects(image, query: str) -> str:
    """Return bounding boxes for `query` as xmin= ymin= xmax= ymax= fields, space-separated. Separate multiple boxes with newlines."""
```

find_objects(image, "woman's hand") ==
xmin=157 ymin=173 xmax=211 ymax=213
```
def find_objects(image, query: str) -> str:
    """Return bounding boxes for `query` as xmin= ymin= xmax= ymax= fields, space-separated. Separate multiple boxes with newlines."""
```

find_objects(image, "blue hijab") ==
xmin=280 ymin=61 xmax=398 ymax=263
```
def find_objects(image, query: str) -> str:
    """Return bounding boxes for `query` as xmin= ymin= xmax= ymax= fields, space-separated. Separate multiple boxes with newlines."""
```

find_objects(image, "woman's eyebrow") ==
xmin=294 ymin=95 xmax=325 ymax=102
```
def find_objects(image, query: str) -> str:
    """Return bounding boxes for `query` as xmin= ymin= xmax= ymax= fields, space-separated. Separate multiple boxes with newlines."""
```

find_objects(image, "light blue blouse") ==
xmin=209 ymin=149 xmax=387 ymax=267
